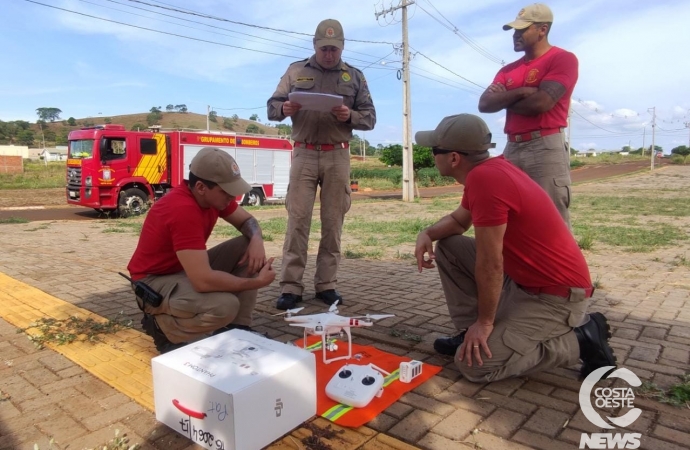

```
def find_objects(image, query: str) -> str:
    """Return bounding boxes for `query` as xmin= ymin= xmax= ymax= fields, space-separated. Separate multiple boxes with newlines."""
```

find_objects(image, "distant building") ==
xmin=39 ymin=148 xmax=68 ymax=162
xmin=0 ymin=145 xmax=29 ymax=159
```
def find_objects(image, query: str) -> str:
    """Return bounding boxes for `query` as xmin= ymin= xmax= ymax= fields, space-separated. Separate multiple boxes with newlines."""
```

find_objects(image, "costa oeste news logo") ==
xmin=578 ymin=366 xmax=643 ymax=449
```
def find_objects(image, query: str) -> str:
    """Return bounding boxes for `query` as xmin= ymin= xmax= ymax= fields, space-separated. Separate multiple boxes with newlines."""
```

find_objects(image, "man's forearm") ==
xmin=474 ymin=256 xmax=503 ymax=325
xmin=239 ymin=217 xmax=262 ymax=240
xmin=507 ymin=90 xmax=555 ymax=115
xmin=425 ymin=214 xmax=467 ymax=242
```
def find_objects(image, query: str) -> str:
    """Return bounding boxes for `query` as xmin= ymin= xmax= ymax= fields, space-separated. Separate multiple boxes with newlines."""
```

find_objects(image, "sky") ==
xmin=3 ymin=0 xmax=690 ymax=154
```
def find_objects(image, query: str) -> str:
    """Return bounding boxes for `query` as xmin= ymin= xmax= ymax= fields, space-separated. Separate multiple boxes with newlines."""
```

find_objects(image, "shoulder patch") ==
xmin=341 ymin=72 xmax=351 ymax=82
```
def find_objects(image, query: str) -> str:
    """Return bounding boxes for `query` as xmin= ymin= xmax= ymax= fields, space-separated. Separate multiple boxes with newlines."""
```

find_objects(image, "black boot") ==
xmin=574 ymin=312 xmax=617 ymax=378
xmin=141 ymin=314 xmax=187 ymax=354
xmin=433 ymin=331 xmax=466 ymax=356
xmin=276 ymin=293 xmax=303 ymax=310
xmin=315 ymin=289 xmax=343 ymax=306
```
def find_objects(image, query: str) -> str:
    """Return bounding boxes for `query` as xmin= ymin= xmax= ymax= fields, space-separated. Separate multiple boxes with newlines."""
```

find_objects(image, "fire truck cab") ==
xmin=66 ymin=125 xmax=293 ymax=216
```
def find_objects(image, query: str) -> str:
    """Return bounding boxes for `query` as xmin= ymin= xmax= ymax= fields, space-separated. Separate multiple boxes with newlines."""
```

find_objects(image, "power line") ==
xmin=416 ymin=1 xmax=504 ymax=65
xmin=125 ymin=0 xmax=397 ymax=45
xmin=411 ymin=49 xmax=486 ymax=89
xmin=571 ymin=109 xmax=637 ymax=134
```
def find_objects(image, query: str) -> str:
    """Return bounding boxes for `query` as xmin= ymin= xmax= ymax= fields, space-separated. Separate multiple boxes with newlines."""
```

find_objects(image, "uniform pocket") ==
xmin=502 ymin=328 xmax=535 ymax=356
xmin=554 ymin=175 xmax=571 ymax=208
xmin=293 ymin=79 xmax=315 ymax=91
xmin=336 ymin=83 xmax=356 ymax=107
xmin=343 ymin=184 xmax=352 ymax=214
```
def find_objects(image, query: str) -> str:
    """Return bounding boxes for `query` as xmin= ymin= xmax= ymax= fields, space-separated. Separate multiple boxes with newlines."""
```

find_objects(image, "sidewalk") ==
xmin=1 ymin=167 xmax=690 ymax=450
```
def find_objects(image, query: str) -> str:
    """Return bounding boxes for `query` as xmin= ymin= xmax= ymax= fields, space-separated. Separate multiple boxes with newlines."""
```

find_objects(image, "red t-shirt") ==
xmin=461 ymin=156 xmax=590 ymax=289
xmin=493 ymin=46 xmax=578 ymax=135
xmin=127 ymin=184 xmax=238 ymax=280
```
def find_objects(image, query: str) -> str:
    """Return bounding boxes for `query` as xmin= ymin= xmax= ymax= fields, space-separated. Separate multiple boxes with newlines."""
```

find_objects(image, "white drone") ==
xmin=277 ymin=301 xmax=394 ymax=364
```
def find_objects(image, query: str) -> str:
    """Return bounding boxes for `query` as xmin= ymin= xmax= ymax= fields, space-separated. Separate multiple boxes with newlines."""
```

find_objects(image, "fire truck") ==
xmin=65 ymin=125 xmax=293 ymax=216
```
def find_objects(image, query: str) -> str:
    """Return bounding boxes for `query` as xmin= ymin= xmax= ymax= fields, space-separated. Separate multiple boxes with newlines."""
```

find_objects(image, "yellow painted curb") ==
xmin=0 ymin=272 xmax=156 ymax=411
xmin=0 ymin=272 xmax=420 ymax=449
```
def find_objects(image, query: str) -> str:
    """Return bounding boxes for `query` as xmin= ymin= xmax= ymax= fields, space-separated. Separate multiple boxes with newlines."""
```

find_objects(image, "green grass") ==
xmin=572 ymin=195 xmax=690 ymax=217
xmin=0 ymin=217 xmax=29 ymax=224
xmin=637 ymin=374 xmax=690 ymax=408
xmin=344 ymin=218 xmax=437 ymax=245
xmin=572 ymin=222 xmax=688 ymax=253
xmin=102 ymin=219 xmax=144 ymax=235
xmin=344 ymin=247 xmax=383 ymax=259
xmin=0 ymin=161 xmax=66 ymax=189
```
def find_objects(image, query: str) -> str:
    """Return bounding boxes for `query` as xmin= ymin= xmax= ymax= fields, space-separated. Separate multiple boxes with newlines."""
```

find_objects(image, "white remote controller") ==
xmin=399 ymin=360 xmax=423 ymax=383
xmin=325 ymin=364 xmax=387 ymax=408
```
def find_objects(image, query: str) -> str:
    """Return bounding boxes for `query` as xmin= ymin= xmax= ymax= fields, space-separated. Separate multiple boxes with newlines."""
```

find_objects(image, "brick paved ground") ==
xmin=1 ymin=166 xmax=690 ymax=449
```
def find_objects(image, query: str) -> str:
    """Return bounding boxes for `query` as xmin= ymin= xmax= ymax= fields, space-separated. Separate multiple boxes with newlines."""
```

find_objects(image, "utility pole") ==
xmin=375 ymin=0 xmax=415 ymax=201
xmin=642 ymin=126 xmax=646 ymax=156
xmin=684 ymin=121 xmax=690 ymax=148
xmin=363 ymin=132 xmax=366 ymax=162
xmin=648 ymin=107 xmax=656 ymax=170
xmin=206 ymin=105 xmax=210 ymax=132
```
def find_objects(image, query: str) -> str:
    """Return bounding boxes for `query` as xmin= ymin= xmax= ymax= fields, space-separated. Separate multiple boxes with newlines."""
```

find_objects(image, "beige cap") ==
xmin=189 ymin=147 xmax=251 ymax=196
xmin=314 ymin=19 xmax=344 ymax=49
xmin=415 ymin=114 xmax=496 ymax=153
xmin=503 ymin=3 xmax=553 ymax=30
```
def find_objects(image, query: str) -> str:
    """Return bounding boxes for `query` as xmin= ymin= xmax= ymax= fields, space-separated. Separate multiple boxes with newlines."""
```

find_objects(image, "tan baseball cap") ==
xmin=314 ymin=19 xmax=344 ymax=49
xmin=415 ymin=114 xmax=496 ymax=153
xmin=503 ymin=3 xmax=553 ymax=30
xmin=189 ymin=147 xmax=251 ymax=196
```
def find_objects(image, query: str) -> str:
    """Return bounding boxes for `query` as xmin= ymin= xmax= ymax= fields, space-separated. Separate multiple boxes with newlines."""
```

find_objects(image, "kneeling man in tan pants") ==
xmin=414 ymin=114 xmax=616 ymax=382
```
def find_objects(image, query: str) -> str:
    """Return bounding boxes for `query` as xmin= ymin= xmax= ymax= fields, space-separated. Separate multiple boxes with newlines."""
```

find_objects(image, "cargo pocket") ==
xmin=343 ymin=184 xmax=352 ymax=214
xmin=502 ymin=328 xmax=537 ymax=366
xmin=554 ymin=175 xmax=571 ymax=209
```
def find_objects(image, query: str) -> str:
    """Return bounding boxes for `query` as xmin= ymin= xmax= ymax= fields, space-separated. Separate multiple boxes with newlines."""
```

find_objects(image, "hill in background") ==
xmin=19 ymin=111 xmax=286 ymax=148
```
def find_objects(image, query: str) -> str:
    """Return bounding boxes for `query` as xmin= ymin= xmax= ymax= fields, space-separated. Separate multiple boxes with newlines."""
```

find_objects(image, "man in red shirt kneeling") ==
xmin=414 ymin=114 xmax=615 ymax=382
xmin=127 ymin=148 xmax=276 ymax=353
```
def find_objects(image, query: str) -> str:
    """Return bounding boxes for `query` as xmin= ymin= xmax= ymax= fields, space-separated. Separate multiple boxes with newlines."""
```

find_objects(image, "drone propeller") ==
xmin=272 ymin=306 xmax=305 ymax=316
xmin=328 ymin=300 xmax=340 ymax=314
xmin=350 ymin=314 xmax=395 ymax=321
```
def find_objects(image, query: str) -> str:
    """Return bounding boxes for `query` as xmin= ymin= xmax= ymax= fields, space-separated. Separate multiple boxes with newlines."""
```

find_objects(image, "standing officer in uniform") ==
xmin=267 ymin=19 xmax=376 ymax=310
xmin=478 ymin=3 xmax=578 ymax=227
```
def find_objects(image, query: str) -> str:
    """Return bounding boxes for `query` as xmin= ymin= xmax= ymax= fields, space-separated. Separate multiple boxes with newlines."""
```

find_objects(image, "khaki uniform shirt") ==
xmin=267 ymin=55 xmax=376 ymax=144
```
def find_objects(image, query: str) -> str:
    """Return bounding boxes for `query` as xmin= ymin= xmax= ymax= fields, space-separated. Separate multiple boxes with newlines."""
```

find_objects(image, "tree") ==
xmin=16 ymin=130 xmax=35 ymax=146
xmin=276 ymin=124 xmax=292 ymax=136
xmin=671 ymin=145 xmax=690 ymax=164
xmin=67 ymin=117 xmax=77 ymax=126
xmin=131 ymin=123 xmax=147 ymax=131
xmin=249 ymin=113 xmax=259 ymax=121
xmin=166 ymin=104 xmax=175 ymax=112
xmin=36 ymin=107 xmax=62 ymax=122
xmin=379 ymin=144 xmax=436 ymax=169
xmin=146 ymin=112 xmax=162 ymax=126
xmin=231 ymin=114 xmax=239 ymax=121
xmin=246 ymin=123 xmax=260 ymax=134
xmin=222 ymin=118 xmax=234 ymax=130
xmin=209 ymin=110 xmax=218 ymax=123
xmin=150 ymin=106 xmax=162 ymax=113
xmin=174 ymin=104 xmax=188 ymax=113
xmin=104 ymin=117 xmax=112 ymax=124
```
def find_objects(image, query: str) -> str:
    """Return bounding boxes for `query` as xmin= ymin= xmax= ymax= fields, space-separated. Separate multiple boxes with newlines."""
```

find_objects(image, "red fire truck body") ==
xmin=66 ymin=125 xmax=293 ymax=215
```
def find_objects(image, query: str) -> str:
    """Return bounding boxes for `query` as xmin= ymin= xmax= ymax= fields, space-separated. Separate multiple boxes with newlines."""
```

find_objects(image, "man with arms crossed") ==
xmin=478 ymin=3 xmax=577 ymax=226
xmin=414 ymin=114 xmax=615 ymax=382
xmin=267 ymin=19 xmax=376 ymax=310
xmin=127 ymin=148 xmax=275 ymax=353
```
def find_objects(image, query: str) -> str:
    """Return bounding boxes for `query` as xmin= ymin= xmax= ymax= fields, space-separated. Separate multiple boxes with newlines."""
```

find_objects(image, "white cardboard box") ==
xmin=152 ymin=329 xmax=317 ymax=450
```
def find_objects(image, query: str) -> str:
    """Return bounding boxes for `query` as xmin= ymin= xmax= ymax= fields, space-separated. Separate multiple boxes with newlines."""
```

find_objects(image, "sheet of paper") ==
xmin=288 ymin=92 xmax=343 ymax=112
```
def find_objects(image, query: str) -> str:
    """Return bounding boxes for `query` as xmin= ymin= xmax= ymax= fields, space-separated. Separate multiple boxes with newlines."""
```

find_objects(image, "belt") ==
xmin=507 ymin=128 xmax=563 ymax=143
xmin=520 ymin=285 xmax=594 ymax=298
xmin=294 ymin=142 xmax=349 ymax=151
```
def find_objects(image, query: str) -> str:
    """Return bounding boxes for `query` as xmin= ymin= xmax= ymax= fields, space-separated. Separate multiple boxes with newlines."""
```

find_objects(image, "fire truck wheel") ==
xmin=119 ymin=187 xmax=149 ymax=217
xmin=243 ymin=188 xmax=264 ymax=207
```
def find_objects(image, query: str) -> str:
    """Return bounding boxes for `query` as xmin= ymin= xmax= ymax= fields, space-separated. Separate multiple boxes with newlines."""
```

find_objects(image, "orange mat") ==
xmin=295 ymin=336 xmax=442 ymax=428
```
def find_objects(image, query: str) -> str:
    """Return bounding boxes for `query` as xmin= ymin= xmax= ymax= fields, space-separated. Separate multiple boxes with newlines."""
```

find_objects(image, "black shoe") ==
xmin=574 ymin=312 xmax=617 ymax=378
xmin=434 ymin=332 xmax=466 ymax=356
xmin=276 ymin=293 xmax=303 ymax=310
xmin=315 ymin=289 xmax=343 ymax=306
xmin=141 ymin=314 xmax=187 ymax=354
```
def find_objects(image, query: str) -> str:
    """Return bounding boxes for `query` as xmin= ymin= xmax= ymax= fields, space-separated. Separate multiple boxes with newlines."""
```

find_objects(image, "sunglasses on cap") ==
xmin=432 ymin=147 xmax=469 ymax=156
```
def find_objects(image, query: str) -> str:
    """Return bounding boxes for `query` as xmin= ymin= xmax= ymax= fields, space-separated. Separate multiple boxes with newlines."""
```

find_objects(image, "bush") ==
xmin=570 ymin=159 xmax=585 ymax=169
xmin=670 ymin=154 xmax=687 ymax=165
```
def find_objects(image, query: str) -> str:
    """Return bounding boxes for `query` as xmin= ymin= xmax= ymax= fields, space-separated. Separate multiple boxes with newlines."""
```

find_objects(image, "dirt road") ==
xmin=0 ymin=159 xmax=660 ymax=222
